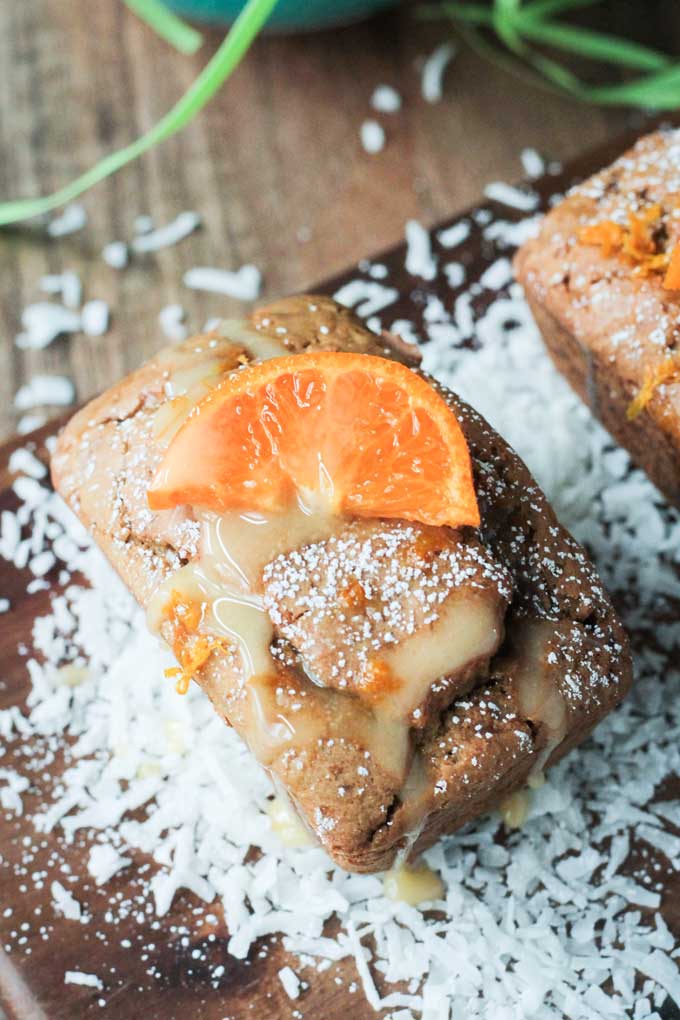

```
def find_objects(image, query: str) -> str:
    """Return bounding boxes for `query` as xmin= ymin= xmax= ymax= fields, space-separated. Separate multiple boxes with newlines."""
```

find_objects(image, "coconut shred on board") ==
xmin=1 ymin=215 xmax=680 ymax=1020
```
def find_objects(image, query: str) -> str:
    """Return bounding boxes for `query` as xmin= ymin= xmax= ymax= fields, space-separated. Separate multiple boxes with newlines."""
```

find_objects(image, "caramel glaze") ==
xmin=51 ymin=296 xmax=631 ymax=873
xmin=145 ymin=305 xmax=571 ymax=862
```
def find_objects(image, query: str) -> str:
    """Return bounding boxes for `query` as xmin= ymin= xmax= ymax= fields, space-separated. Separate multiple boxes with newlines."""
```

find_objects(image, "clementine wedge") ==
xmin=147 ymin=352 xmax=480 ymax=529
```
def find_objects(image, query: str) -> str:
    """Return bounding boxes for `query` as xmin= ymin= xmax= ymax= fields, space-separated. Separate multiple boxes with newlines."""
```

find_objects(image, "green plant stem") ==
xmin=493 ymin=0 xmax=524 ymax=53
xmin=518 ymin=19 xmax=670 ymax=71
xmin=0 ymin=0 xmax=278 ymax=228
xmin=520 ymin=0 xmax=603 ymax=19
xmin=426 ymin=0 xmax=680 ymax=110
xmin=123 ymin=0 xmax=203 ymax=54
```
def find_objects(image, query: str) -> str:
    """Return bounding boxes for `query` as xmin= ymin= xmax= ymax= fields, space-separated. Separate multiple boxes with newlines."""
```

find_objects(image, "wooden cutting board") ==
xmin=1 ymin=128 xmax=679 ymax=1020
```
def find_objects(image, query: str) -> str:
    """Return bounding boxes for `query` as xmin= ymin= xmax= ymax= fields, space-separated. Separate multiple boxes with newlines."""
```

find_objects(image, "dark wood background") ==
xmin=1 ymin=0 xmax=678 ymax=442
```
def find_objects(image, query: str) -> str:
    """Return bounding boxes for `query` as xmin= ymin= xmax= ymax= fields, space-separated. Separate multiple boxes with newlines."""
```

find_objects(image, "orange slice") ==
xmin=147 ymin=351 xmax=480 ymax=529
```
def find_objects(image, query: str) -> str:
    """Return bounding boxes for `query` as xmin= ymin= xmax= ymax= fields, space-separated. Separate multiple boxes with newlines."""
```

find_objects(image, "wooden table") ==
xmin=2 ymin=0 xmax=674 ymax=442
xmin=2 ymin=6 xmax=680 ymax=1018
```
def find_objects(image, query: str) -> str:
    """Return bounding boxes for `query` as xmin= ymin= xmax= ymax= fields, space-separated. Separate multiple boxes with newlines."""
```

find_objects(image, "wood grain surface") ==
xmin=2 ymin=3 xmax=680 ymax=1018
xmin=2 ymin=0 xmax=678 ymax=442
xmin=1 ymin=131 xmax=680 ymax=1019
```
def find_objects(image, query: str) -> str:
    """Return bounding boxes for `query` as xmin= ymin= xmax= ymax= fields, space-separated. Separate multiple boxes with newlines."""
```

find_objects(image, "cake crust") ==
xmin=51 ymin=297 xmax=632 ymax=872
xmin=515 ymin=128 xmax=680 ymax=507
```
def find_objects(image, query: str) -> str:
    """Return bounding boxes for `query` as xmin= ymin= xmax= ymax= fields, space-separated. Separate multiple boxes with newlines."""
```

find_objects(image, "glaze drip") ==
xmin=146 ymin=315 xmax=567 ymax=860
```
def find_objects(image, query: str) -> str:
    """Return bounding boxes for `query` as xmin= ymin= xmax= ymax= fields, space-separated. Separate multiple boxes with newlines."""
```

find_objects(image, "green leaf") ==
xmin=426 ymin=0 xmax=680 ymax=110
xmin=451 ymin=21 xmax=567 ymax=96
xmin=518 ymin=20 xmax=670 ymax=71
xmin=585 ymin=64 xmax=680 ymax=106
xmin=519 ymin=46 xmax=583 ymax=92
xmin=520 ymin=0 xmax=603 ymax=19
xmin=123 ymin=0 xmax=203 ymax=55
xmin=492 ymin=0 xmax=524 ymax=54
xmin=0 ymin=0 xmax=278 ymax=227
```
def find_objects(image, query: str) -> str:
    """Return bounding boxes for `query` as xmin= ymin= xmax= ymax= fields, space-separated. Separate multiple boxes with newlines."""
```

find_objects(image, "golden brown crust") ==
xmin=50 ymin=299 xmax=632 ymax=872
xmin=514 ymin=128 xmax=680 ymax=506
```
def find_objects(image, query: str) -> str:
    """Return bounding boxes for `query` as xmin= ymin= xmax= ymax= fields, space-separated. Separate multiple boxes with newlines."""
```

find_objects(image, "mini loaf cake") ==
xmin=51 ymin=296 xmax=632 ymax=873
xmin=515 ymin=128 xmax=680 ymax=507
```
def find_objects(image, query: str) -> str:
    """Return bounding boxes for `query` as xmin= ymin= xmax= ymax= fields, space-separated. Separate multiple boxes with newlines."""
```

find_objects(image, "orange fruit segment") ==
xmin=147 ymin=351 xmax=480 ymax=530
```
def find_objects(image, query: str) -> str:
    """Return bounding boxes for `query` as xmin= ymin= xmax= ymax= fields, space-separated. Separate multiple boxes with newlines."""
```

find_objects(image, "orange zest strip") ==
xmin=578 ymin=221 xmax=625 ymax=259
xmin=627 ymin=357 xmax=680 ymax=421
xmin=578 ymin=204 xmax=673 ymax=279
xmin=624 ymin=204 xmax=661 ymax=260
xmin=161 ymin=590 xmax=223 ymax=694
xmin=663 ymin=244 xmax=680 ymax=290
xmin=147 ymin=351 xmax=480 ymax=531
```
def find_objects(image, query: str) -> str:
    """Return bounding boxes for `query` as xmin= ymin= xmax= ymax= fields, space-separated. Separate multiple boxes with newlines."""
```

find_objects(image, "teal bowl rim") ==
xmin=164 ymin=0 xmax=397 ymax=30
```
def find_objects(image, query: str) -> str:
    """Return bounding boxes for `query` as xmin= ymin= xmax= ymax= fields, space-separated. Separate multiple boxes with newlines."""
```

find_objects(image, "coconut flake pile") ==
xmin=1 ymin=205 xmax=680 ymax=1019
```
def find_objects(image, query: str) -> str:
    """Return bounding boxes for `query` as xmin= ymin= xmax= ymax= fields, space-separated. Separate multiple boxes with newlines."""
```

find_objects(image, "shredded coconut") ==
xmin=3 ymin=193 xmax=680 ymax=1020
xmin=405 ymin=220 xmax=437 ymax=281
xmin=360 ymin=120 xmax=385 ymax=155
xmin=479 ymin=257 xmax=513 ymax=291
xmin=334 ymin=280 xmax=399 ymax=317
xmin=102 ymin=241 xmax=129 ymax=269
xmin=81 ymin=300 xmax=110 ymax=338
xmin=159 ymin=304 xmax=188 ymax=342
xmin=17 ymin=413 xmax=47 ymax=435
xmin=16 ymin=303 xmax=82 ymax=350
xmin=51 ymin=881 xmax=84 ymax=922
xmin=484 ymin=181 xmax=539 ymax=212
xmin=134 ymin=214 xmax=154 ymax=235
xmin=521 ymin=147 xmax=545 ymax=179
xmin=131 ymin=211 xmax=201 ymax=254
xmin=40 ymin=271 xmax=82 ymax=310
xmin=437 ymin=221 xmax=470 ymax=249
xmin=47 ymin=204 xmax=87 ymax=237
xmin=278 ymin=965 xmax=301 ymax=999
xmin=370 ymin=85 xmax=402 ymax=113
xmin=183 ymin=265 xmax=261 ymax=302
xmin=14 ymin=375 xmax=75 ymax=410
xmin=64 ymin=971 xmax=103 ymax=990
xmin=421 ymin=43 xmax=456 ymax=103
xmin=88 ymin=844 xmax=131 ymax=885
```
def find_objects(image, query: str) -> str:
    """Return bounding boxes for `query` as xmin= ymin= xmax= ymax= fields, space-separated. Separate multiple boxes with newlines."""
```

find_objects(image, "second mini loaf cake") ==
xmin=515 ymin=128 xmax=680 ymax=507
xmin=51 ymin=296 xmax=632 ymax=873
